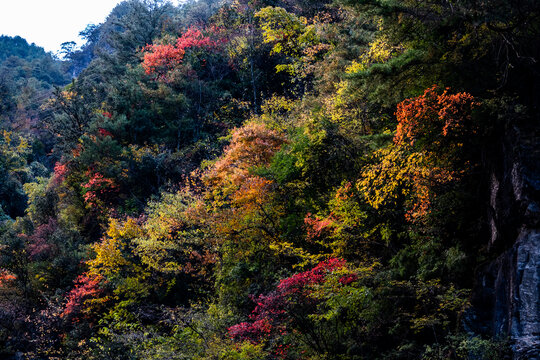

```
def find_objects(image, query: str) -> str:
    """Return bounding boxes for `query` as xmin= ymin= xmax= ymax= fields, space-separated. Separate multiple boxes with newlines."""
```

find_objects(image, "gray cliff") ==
xmin=469 ymin=119 xmax=540 ymax=359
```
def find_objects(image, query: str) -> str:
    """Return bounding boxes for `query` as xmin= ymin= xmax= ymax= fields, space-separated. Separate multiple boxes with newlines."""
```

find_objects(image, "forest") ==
xmin=0 ymin=0 xmax=539 ymax=359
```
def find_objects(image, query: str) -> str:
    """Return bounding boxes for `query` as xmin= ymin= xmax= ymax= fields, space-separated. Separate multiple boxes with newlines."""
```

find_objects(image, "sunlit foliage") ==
xmin=0 ymin=0 xmax=534 ymax=358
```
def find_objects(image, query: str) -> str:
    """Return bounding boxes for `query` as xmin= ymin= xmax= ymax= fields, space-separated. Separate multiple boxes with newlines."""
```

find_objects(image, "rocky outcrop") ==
xmin=513 ymin=229 xmax=540 ymax=358
xmin=468 ymin=120 xmax=540 ymax=359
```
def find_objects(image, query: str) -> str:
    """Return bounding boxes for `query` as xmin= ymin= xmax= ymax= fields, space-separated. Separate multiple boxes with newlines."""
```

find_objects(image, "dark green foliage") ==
xmin=0 ymin=36 xmax=48 ymax=62
xmin=0 ymin=36 xmax=70 ymax=124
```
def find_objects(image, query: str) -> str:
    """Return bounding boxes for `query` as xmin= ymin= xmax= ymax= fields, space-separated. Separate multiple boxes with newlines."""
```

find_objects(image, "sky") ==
xmin=0 ymin=0 xmax=182 ymax=55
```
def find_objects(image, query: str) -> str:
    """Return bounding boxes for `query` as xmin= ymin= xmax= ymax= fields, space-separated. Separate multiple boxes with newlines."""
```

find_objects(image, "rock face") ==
xmin=513 ymin=229 xmax=540 ymax=358
xmin=469 ymin=120 xmax=540 ymax=359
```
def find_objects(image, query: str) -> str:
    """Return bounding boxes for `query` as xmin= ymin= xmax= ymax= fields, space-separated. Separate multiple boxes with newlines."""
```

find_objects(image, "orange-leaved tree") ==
xmin=359 ymin=85 xmax=478 ymax=221
xmin=203 ymin=122 xmax=289 ymax=310
xmin=205 ymin=121 xmax=286 ymax=207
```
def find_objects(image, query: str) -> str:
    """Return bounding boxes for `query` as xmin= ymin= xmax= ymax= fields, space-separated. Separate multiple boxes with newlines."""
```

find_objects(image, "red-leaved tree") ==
xmin=62 ymin=273 xmax=106 ymax=324
xmin=142 ymin=28 xmax=218 ymax=77
xmin=228 ymin=258 xmax=357 ymax=357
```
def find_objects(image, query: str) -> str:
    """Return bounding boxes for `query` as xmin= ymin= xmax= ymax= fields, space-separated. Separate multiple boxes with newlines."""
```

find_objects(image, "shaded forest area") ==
xmin=0 ymin=0 xmax=539 ymax=358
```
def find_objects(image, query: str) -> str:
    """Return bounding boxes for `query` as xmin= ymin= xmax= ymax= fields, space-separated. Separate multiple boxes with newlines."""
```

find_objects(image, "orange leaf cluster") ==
xmin=361 ymin=85 xmax=478 ymax=221
xmin=0 ymin=270 xmax=16 ymax=287
xmin=304 ymin=213 xmax=335 ymax=241
xmin=205 ymin=122 xmax=286 ymax=191
xmin=394 ymin=85 xmax=478 ymax=147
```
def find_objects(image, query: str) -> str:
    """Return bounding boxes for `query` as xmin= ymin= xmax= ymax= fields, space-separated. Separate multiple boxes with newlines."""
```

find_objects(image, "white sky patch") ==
xmin=0 ymin=0 xmax=183 ymax=55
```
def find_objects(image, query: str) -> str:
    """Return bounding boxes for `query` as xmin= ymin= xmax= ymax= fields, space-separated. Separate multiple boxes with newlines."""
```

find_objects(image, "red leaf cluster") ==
xmin=228 ymin=258 xmax=352 ymax=347
xmin=53 ymin=162 xmax=68 ymax=185
xmin=98 ymin=128 xmax=113 ymax=138
xmin=81 ymin=171 xmax=119 ymax=206
xmin=142 ymin=28 xmax=217 ymax=76
xmin=101 ymin=111 xmax=112 ymax=119
xmin=27 ymin=218 xmax=58 ymax=261
xmin=304 ymin=212 xmax=334 ymax=241
xmin=61 ymin=273 xmax=104 ymax=322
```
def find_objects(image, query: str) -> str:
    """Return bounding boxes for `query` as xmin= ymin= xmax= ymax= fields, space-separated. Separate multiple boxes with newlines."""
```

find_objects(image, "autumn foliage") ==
xmin=360 ymin=85 xmax=478 ymax=220
xmin=229 ymin=258 xmax=354 ymax=353
xmin=394 ymin=85 xmax=478 ymax=147
xmin=26 ymin=218 xmax=58 ymax=261
xmin=62 ymin=273 xmax=105 ymax=323
xmin=206 ymin=122 xmax=286 ymax=185
xmin=304 ymin=212 xmax=334 ymax=241
xmin=205 ymin=122 xmax=286 ymax=208
xmin=81 ymin=170 xmax=119 ymax=207
xmin=142 ymin=28 xmax=217 ymax=76
xmin=53 ymin=162 xmax=68 ymax=185
xmin=0 ymin=0 xmax=526 ymax=357
xmin=0 ymin=270 xmax=16 ymax=287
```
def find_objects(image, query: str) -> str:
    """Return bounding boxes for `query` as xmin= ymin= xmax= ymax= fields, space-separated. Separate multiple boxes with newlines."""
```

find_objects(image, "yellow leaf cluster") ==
xmin=88 ymin=218 xmax=141 ymax=277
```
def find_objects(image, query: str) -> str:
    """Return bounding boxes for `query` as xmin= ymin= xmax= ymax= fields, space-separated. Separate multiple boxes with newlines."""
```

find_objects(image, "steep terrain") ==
xmin=470 ymin=117 xmax=540 ymax=358
xmin=0 ymin=0 xmax=539 ymax=359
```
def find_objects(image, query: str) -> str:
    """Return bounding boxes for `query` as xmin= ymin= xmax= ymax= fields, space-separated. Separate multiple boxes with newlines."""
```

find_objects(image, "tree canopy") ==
xmin=0 ymin=0 xmax=537 ymax=358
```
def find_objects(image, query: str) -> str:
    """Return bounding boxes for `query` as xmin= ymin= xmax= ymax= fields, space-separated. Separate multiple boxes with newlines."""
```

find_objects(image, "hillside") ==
xmin=0 ymin=35 xmax=70 ymax=218
xmin=0 ymin=0 xmax=539 ymax=359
